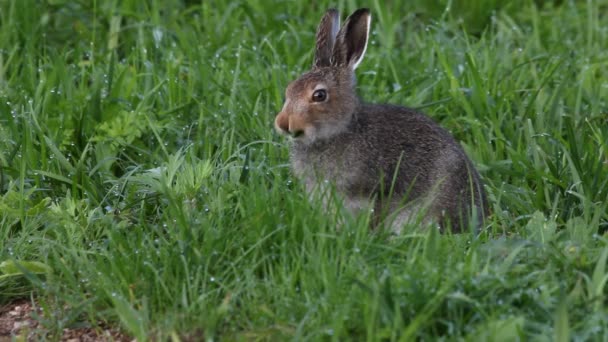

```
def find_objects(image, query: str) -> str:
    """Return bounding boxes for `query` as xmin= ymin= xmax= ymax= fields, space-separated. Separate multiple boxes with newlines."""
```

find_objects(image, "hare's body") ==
xmin=275 ymin=8 xmax=488 ymax=232
xmin=291 ymin=103 xmax=486 ymax=232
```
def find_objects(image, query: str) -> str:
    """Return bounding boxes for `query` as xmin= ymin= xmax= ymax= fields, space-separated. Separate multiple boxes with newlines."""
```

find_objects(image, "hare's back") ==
xmin=354 ymin=104 xmax=474 ymax=190
xmin=355 ymin=104 xmax=462 ymax=162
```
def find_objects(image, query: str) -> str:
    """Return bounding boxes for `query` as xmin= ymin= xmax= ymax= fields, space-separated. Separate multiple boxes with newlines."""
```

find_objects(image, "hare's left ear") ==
xmin=314 ymin=9 xmax=340 ymax=68
xmin=332 ymin=8 xmax=371 ymax=70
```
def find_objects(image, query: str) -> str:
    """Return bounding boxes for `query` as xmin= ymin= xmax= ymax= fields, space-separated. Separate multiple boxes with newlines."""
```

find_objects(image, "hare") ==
xmin=274 ymin=8 xmax=488 ymax=233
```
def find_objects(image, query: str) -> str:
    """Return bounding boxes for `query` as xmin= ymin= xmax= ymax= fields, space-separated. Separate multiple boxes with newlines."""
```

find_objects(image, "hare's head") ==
xmin=275 ymin=8 xmax=371 ymax=144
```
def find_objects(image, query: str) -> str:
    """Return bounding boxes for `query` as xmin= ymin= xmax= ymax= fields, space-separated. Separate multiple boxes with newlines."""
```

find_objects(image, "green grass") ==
xmin=1 ymin=0 xmax=607 ymax=340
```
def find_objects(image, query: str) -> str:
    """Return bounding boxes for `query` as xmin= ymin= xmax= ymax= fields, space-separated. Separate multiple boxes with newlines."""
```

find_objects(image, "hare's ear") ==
xmin=313 ymin=8 xmax=340 ymax=68
xmin=332 ymin=8 xmax=371 ymax=69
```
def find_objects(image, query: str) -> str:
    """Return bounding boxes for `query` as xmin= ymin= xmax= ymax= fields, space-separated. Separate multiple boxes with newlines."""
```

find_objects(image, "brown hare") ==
xmin=274 ymin=8 xmax=488 ymax=233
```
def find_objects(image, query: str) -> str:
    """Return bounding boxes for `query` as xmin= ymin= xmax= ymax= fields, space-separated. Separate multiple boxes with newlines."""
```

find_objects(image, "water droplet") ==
xmin=152 ymin=27 xmax=163 ymax=47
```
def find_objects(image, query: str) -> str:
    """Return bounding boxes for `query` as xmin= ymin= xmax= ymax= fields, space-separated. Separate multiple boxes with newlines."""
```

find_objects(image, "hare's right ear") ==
xmin=332 ymin=8 xmax=371 ymax=70
xmin=313 ymin=8 xmax=340 ymax=68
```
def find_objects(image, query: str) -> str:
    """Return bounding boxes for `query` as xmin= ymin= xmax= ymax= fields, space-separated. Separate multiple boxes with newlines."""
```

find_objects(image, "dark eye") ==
xmin=312 ymin=89 xmax=327 ymax=102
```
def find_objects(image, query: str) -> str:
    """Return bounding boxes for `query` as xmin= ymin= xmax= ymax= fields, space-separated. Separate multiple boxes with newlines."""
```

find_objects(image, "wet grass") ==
xmin=0 ymin=0 xmax=607 ymax=340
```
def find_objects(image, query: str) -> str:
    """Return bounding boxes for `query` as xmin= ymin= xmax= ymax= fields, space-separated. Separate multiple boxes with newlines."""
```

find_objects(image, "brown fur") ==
xmin=274 ymin=8 xmax=489 ymax=232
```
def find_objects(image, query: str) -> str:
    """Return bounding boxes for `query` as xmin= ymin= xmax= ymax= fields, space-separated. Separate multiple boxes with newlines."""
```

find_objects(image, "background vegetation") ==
xmin=0 ymin=0 xmax=606 ymax=340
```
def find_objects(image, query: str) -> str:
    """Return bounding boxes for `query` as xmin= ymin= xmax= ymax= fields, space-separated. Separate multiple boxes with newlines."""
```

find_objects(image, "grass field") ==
xmin=1 ymin=0 xmax=607 ymax=340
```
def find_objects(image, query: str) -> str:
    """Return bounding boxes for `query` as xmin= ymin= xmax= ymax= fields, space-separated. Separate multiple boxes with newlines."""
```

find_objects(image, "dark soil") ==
xmin=0 ymin=299 xmax=132 ymax=341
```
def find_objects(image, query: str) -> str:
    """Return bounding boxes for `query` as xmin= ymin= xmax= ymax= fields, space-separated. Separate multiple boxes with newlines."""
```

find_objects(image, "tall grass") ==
xmin=0 ymin=0 xmax=606 ymax=340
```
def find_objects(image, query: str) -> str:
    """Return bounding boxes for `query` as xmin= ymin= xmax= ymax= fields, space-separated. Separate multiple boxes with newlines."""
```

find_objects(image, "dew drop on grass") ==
xmin=152 ymin=27 xmax=163 ymax=47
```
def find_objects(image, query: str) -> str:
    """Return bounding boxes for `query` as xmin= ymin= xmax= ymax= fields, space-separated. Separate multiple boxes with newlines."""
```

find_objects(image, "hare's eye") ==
xmin=312 ymin=89 xmax=327 ymax=102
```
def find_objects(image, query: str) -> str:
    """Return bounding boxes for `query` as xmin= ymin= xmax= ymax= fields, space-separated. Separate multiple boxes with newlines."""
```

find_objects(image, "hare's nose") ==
xmin=275 ymin=112 xmax=289 ymax=133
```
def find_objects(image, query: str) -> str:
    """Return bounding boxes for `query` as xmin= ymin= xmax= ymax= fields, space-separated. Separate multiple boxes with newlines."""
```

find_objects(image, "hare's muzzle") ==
xmin=274 ymin=111 xmax=289 ymax=134
xmin=274 ymin=111 xmax=304 ymax=138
